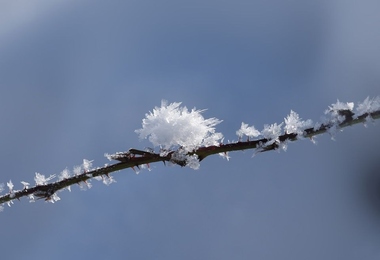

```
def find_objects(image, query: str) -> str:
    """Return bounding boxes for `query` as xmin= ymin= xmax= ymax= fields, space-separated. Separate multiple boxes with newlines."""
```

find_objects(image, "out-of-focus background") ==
xmin=0 ymin=1 xmax=379 ymax=259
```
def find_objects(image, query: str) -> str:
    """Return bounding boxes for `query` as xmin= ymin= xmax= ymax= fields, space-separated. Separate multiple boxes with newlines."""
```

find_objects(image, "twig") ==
xmin=0 ymin=109 xmax=378 ymax=206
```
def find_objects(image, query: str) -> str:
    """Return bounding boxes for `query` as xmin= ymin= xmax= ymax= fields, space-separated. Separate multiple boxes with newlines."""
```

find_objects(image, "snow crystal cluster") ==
xmin=236 ymin=123 xmax=260 ymax=140
xmin=0 ymin=96 xmax=379 ymax=211
xmin=356 ymin=96 xmax=380 ymax=117
xmin=0 ymin=158 xmax=116 ymax=211
xmin=134 ymin=97 xmax=379 ymax=169
xmin=236 ymin=110 xmax=313 ymax=147
xmin=135 ymin=100 xmax=223 ymax=169
xmin=284 ymin=111 xmax=313 ymax=136
xmin=136 ymin=100 xmax=223 ymax=151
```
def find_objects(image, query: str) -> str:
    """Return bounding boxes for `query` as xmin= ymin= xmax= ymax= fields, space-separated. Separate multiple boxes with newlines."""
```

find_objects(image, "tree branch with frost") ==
xmin=0 ymin=97 xmax=379 ymax=211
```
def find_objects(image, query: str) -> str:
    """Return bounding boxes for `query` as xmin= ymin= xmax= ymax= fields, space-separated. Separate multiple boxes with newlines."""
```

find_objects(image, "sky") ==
xmin=0 ymin=1 xmax=379 ymax=259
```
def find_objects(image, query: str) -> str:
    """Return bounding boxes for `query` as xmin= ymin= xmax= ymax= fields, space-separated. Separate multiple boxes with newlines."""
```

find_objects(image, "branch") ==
xmin=195 ymin=110 xmax=380 ymax=160
xmin=0 ymin=102 xmax=379 ymax=208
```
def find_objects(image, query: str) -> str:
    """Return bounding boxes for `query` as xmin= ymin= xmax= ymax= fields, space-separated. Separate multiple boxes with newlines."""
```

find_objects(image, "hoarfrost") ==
xmin=34 ymin=173 xmax=55 ymax=185
xmin=356 ymin=96 xmax=380 ymax=116
xmin=7 ymin=200 xmax=14 ymax=207
xmin=46 ymin=193 xmax=61 ymax=203
xmin=236 ymin=122 xmax=260 ymax=140
xmin=326 ymin=100 xmax=354 ymax=115
xmin=219 ymin=152 xmax=230 ymax=161
xmin=73 ymin=165 xmax=82 ymax=176
xmin=284 ymin=110 xmax=313 ymax=136
xmin=102 ymin=175 xmax=116 ymax=186
xmin=135 ymin=100 xmax=223 ymax=152
xmin=6 ymin=180 xmax=13 ymax=192
xmin=59 ymin=168 xmax=71 ymax=181
xmin=261 ymin=123 xmax=283 ymax=145
xmin=21 ymin=181 xmax=30 ymax=190
xmin=186 ymin=154 xmax=200 ymax=170
xmin=83 ymin=159 xmax=93 ymax=172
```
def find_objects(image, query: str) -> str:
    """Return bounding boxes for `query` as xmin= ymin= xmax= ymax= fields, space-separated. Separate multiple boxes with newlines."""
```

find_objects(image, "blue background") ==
xmin=0 ymin=1 xmax=379 ymax=259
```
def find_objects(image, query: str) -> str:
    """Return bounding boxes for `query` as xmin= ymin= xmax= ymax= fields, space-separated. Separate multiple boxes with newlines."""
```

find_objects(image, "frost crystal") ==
xmin=46 ymin=193 xmax=61 ymax=203
xmin=236 ymin=122 xmax=260 ymax=140
xmin=21 ymin=181 xmax=30 ymax=190
xmin=356 ymin=96 xmax=380 ymax=116
xmin=59 ymin=168 xmax=70 ymax=181
xmin=284 ymin=110 xmax=313 ymax=136
xmin=219 ymin=152 xmax=230 ymax=161
xmin=186 ymin=154 xmax=201 ymax=170
xmin=7 ymin=180 xmax=14 ymax=192
xmin=0 ymin=183 xmax=4 ymax=193
xmin=34 ymin=173 xmax=55 ymax=185
xmin=135 ymin=100 xmax=223 ymax=152
xmin=327 ymin=124 xmax=339 ymax=140
xmin=7 ymin=200 xmax=14 ymax=207
xmin=104 ymin=153 xmax=113 ymax=161
xmin=73 ymin=165 xmax=82 ymax=176
xmin=326 ymin=100 xmax=354 ymax=115
xmin=102 ymin=175 xmax=116 ymax=186
xmin=261 ymin=123 xmax=283 ymax=145
xmin=28 ymin=194 xmax=36 ymax=203
xmin=83 ymin=159 xmax=93 ymax=172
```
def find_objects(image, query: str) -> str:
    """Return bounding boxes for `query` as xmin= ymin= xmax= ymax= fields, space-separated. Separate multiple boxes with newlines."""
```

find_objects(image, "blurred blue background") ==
xmin=0 ymin=1 xmax=379 ymax=259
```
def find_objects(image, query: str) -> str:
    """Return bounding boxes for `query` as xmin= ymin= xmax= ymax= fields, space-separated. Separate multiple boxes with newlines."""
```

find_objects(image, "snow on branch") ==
xmin=0 ymin=97 xmax=379 ymax=211
xmin=135 ymin=100 xmax=223 ymax=152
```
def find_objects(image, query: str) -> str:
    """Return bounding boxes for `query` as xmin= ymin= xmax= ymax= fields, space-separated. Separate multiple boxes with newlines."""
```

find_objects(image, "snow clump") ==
xmin=135 ymin=100 xmax=223 ymax=152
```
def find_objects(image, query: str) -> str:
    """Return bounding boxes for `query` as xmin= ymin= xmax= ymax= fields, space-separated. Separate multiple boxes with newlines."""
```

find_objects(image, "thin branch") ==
xmin=0 ymin=109 xmax=379 ymax=206
xmin=196 ymin=110 xmax=380 ymax=160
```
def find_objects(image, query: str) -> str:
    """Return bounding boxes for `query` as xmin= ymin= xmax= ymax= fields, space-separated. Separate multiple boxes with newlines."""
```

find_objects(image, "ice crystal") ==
xmin=21 ymin=181 xmax=30 ymax=190
xmin=327 ymin=124 xmax=339 ymax=140
xmin=7 ymin=180 xmax=14 ymax=192
xmin=135 ymin=100 xmax=223 ymax=152
xmin=83 ymin=159 xmax=93 ymax=172
xmin=219 ymin=152 xmax=230 ymax=161
xmin=104 ymin=153 xmax=113 ymax=161
xmin=186 ymin=154 xmax=201 ymax=170
xmin=284 ymin=110 xmax=313 ymax=136
xmin=28 ymin=194 xmax=35 ymax=203
xmin=59 ymin=168 xmax=71 ymax=181
xmin=261 ymin=123 xmax=283 ymax=145
xmin=279 ymin=140 xmax=288 ymax=151
xmin=356 ymin=96 xmax=380 ymax=116
xmin=102 ymin=175 xmax=116 ymax=186
xmin=46 ymin=193 xmax=61 ymax=203
xmin=326 ymin=100 xmax=354 ymax=115
xmin=236 ymin=122 xmax=260 ymax=140
xmin=73 ymin=165 xmax=82 ymax=176
xmin=34 ymin=173 xmax=55 ymax=185
xmin=0 ymin=183 xmax=3 ymax=193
